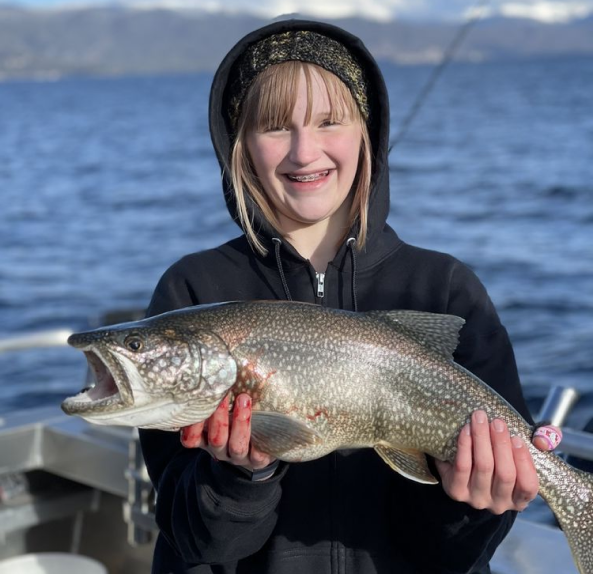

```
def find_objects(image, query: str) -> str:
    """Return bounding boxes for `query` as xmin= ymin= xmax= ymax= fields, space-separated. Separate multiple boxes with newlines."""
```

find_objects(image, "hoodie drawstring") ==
xmin=272 ymin=237 xmax=359 ymax=312
xmin=272 ymin=238 xmax=293 ymax=301
xmin=346 ymin=237 xmax=359 ymax=312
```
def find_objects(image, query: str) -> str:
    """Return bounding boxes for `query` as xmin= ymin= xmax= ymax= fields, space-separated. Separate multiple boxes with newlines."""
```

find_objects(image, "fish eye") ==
xmin=124 ymin=335 xmax=144 ymax=352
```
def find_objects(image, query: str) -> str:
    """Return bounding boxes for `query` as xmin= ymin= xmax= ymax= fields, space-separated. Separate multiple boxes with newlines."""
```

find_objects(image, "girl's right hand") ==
xmin=180 ymin=392 xmax=276 ymax=471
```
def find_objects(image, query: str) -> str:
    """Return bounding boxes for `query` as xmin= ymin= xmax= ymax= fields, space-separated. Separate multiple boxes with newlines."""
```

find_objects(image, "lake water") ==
xmin=0 ymin=58 xmax=592 ymax=433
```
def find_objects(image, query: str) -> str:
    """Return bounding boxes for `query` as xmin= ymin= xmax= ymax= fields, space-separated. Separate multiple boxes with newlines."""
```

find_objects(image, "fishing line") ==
xmin=388 ymin=0 xmax=490 ymax=154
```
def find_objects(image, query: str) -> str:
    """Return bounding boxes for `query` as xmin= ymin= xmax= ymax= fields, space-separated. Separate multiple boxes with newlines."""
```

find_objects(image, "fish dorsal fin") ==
xmin=251 ymin=412 xmax=322 ymax=457
xmin=374 ymin=444 xmax=438 ymax=485
xmin=367 ymin=310 xmax=465 ymax=361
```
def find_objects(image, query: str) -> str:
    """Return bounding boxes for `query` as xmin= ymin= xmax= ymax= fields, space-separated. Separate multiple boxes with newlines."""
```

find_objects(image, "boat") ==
xmin=0 ymin=326 xmax=153 ymax=573
xmin=0 ymin=328 xmax=591 ymax=573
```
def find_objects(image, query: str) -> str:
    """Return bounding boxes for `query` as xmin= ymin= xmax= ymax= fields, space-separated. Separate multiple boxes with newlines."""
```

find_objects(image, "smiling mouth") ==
xmin=286 ymin=170 xmax=330 ymax=183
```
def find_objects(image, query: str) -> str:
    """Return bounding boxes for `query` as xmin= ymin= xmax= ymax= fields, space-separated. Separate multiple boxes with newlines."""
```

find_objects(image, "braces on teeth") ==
xmin=288 ymin=171 xmax=328 ymax=182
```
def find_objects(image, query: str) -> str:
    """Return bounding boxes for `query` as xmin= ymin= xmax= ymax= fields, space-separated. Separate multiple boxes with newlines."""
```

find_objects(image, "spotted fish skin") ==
xmin=62 ymin=300 xmax=593 ymax=574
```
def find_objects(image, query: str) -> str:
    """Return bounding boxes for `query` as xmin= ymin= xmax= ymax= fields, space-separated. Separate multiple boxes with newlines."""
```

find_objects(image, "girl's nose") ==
xmin=288 ymin=128 xmax=322 ymax=167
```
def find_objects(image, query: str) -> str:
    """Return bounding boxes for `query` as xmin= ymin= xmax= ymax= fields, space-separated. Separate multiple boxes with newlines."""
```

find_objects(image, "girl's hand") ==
xmin=435 ymin=410 xmax=558 ymax=514
xmin=179 ymin=392 xmax=276 ymax=471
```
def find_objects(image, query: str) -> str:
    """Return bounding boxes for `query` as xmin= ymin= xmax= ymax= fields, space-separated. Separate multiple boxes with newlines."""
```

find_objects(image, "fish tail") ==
xmin=538 ymin=452 xmax=593 ymax=574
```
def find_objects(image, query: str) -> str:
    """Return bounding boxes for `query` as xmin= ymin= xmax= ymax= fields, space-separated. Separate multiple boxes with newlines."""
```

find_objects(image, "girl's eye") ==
xmin=320 ymin=119 xmax=339 ymax=128
xmin=265 ymin=126 xmax=289 ymax=133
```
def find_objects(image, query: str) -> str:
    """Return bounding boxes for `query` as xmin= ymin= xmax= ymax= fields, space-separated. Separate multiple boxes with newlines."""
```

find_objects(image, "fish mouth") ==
xmin=62 ymin=348 xmax=134 ymax=415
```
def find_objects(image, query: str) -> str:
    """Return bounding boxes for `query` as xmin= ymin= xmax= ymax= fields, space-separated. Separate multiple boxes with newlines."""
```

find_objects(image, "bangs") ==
xmin=241 ymin=61 xmax=362 ymax=132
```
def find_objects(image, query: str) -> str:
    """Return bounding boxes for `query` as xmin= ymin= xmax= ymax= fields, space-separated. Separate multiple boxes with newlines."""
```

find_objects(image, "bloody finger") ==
xmin=180 ymin=421 xmax=205 ymax=448
xmin=228 ymin=394 xmax=252 ymax=464
xmin=208 ymin=394 xmax=231 ymax=450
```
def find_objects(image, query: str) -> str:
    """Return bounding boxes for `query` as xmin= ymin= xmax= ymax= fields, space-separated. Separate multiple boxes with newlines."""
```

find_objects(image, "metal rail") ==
xmin=0 ymin=330 xmax=73 ymax=353
xmin=537 ymin=386 xmax=580 ymax=427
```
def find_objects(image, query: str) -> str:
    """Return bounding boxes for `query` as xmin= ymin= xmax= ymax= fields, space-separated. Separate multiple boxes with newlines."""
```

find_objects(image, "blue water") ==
xmin=0 ymin=59 xmax=592 ymax=431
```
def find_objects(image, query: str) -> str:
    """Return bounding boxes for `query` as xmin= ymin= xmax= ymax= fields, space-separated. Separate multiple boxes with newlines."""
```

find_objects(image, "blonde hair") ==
xmin=229 ymin=61 xmax=372 ymax=256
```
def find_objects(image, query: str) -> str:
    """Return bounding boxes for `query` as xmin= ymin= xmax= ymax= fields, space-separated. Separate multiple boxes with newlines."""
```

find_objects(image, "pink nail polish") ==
xmin=533 ymin=425 xmax=562 ymax=451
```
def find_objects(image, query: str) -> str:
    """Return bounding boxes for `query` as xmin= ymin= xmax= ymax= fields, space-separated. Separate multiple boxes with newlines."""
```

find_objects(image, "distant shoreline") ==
xmin=1 ymin=53 xmax=592 ymax=84
xmin=1 ymin=9 xmax=592 ymax=81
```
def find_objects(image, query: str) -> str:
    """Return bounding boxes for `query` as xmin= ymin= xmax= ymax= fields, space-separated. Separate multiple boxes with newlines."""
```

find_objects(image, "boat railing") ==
xmin=0 ymin=324 xmax=156 ymax=546
xmin=0 ymin=329 xmax=73 ymax=353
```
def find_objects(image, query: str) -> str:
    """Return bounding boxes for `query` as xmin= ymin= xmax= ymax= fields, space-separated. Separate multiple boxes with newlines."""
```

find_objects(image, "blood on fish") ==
xmin=233 ymin=351 xmax=276 ymax=402
xmin=284 ymin=405 xmax=329 ymax=422
xmin=307 ymin=409 xmax=329 ymax=422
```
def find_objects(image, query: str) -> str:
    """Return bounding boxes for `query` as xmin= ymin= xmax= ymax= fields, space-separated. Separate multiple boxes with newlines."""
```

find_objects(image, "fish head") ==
xmin=61 ymin=315 xmax=237 ymax=430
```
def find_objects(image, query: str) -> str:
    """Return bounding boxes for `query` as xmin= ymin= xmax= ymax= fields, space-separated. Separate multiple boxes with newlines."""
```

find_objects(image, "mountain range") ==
xmin=0 ymin=6 xmax=592 ymax=80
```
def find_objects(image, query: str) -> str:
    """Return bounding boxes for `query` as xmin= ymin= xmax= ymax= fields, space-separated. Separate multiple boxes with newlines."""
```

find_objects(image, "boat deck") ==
xmin=0 ymin=406 xmax=153 ymax=573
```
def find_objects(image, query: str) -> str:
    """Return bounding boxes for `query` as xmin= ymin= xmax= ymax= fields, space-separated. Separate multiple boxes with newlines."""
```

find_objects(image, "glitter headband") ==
xmin=227 ymin=30 xmax=369 ymax=129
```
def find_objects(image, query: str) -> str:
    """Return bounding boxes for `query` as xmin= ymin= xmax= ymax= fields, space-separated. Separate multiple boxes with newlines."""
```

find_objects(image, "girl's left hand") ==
xmin=435 ymin=410 xmax=558 ymax=515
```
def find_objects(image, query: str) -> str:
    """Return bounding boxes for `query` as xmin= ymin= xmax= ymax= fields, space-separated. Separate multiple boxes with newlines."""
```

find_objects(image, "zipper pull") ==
xmin=316 ymin=272 xmax=325 ymax=298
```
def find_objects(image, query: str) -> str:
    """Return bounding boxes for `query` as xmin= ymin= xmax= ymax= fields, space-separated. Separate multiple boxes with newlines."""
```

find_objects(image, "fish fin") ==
xmin=540 ymin=454 xmax=593 ymax=574
xmin=251 ymin=412 xmax=322 ymax=455
xmin=367 ymin=310 xmax=465 ymax=361
xmin=374 ymin=444 xmax=438 ymax=485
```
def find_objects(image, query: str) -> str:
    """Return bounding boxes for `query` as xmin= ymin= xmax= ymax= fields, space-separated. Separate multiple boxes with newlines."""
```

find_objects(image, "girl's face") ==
xmin=246 ymin=67 xmax=362 ymax=237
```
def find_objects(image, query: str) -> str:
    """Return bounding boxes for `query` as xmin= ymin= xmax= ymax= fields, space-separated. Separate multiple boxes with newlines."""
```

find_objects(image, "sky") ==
xmin=4 ymin=0 xmax=593 ymax=22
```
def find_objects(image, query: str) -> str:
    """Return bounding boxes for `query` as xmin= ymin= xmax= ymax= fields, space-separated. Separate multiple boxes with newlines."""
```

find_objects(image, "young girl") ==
xmin=140 ymin=19 xmax=558 ymax=574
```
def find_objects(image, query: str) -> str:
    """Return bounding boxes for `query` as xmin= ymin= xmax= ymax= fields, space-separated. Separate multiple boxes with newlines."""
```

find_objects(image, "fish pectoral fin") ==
xmin=251 ymin=412 xmax=322 ymax=456
xmin=374 ymin=445 xmax=438 ymax=485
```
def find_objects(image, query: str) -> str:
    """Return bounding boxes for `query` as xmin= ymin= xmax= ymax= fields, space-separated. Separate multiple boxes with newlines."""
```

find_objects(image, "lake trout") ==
xmin=62 ymin=300 xmax=593 ymax=574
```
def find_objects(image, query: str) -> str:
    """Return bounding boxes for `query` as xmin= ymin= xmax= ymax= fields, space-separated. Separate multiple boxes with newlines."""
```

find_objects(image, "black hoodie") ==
xmin=139 ymin=19 xmax=532 ymax=574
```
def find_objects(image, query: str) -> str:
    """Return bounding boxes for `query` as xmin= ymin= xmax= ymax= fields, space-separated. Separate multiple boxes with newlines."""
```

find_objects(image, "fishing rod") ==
xmin=388 ymin=0 xmax=490 ymax=154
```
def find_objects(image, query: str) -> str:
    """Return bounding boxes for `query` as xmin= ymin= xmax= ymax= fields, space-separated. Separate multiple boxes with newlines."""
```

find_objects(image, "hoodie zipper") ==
xmin=316 ymin=272 xmax=325 ymax=298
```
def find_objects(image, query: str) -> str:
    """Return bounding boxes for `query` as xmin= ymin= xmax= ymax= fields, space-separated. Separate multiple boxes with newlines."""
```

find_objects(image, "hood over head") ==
xmin=209 ymin=19 xmax=394 ymax=265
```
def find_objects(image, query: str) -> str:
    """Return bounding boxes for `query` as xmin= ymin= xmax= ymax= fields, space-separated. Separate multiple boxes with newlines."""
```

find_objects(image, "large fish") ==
xmin=62 ymin=300 xmax=593 ymax=574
